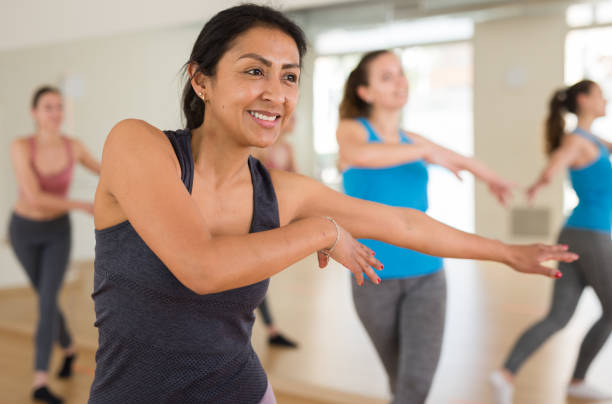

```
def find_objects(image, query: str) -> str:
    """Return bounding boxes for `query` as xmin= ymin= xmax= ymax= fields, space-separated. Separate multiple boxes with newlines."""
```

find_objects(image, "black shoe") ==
xmin=57 ymin=353 xmax=76 ymax=379
xmin=268 ymin=333 xmax=298 ymax=348
xmin=33 ymin=386 xmax=63 ymax=404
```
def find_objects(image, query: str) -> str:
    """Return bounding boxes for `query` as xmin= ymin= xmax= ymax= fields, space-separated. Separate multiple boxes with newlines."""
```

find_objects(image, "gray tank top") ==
xmin=89 ymin=129 xmax=279 ymax=403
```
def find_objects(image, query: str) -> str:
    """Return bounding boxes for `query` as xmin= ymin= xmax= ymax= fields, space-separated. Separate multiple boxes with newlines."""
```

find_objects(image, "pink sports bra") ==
xmin=29 ymin=136 xmax=74 ymax=198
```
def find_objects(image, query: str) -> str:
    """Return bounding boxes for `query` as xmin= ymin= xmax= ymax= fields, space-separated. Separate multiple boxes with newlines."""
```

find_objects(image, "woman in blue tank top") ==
xmin=90 ymin=6 xmax=578 ymax=403
xmin=337 ymin=50 xmax=517 ymax=403
xmin=491 ymin=80 xmax=612 ymax=402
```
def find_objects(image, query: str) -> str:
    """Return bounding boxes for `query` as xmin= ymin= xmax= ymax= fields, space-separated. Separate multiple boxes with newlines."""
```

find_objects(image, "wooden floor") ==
xmin=1 ymin=256 xmax=612 ymax=404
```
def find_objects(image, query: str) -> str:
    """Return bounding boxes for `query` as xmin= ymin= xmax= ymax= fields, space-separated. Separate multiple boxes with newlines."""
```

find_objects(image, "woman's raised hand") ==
xmin=526 ymin=176 xmax=550 ymax=204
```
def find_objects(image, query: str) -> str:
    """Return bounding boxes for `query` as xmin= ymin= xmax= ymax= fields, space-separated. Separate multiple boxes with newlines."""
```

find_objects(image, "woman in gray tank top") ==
xmin=90 ymin=5 xmax=579 ymax=403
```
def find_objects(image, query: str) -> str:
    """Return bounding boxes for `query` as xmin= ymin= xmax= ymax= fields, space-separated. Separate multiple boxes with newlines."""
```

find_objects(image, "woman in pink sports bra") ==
xmin=8 ymin=86 xmax=100 ymax=404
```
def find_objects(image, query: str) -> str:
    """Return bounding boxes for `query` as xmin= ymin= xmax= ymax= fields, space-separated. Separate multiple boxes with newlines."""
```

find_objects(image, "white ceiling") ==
xmin=0 ymin=0 xmax=359 ymax=51
xmin=0 ymin=0 xmax=570 ymax=51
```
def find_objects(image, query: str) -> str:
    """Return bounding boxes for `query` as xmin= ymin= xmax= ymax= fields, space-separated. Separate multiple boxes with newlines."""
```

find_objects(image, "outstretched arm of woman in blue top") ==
xmin=336 ymin=119 xmax=432 ymax=169
xmin=407 ymin=132 xmax=517 ymax=206
xmin=271 ymin=169 xmax=578 ymax=279
xmin=526 ymin=135 xmax=586 ymax=202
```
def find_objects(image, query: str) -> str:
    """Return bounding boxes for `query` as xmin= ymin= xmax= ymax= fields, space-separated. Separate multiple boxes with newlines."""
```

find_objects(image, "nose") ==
xmin=261 ymin=76 xmax=285 ymax=105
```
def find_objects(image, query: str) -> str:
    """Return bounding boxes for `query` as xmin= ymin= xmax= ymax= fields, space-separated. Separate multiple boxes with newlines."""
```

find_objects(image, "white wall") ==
xmin=0 ymin=0 xmax=359 ymax=51
xmin=473 ymin=12 xmax=567 ymax=242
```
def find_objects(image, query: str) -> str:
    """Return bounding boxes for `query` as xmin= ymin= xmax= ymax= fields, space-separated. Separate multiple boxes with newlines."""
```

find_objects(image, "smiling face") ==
xmin=31 ymin=91 xmax=63 ymax=132
xmin=357 ymin=52 xmax=409 ymax=112
xmin=192 ymin=25 xmax=300 ymax=148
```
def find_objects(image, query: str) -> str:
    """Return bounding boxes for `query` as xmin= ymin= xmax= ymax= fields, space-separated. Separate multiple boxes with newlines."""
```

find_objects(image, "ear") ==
xmin=188 ymin=63 xmax=208 ymax=100
xmin=356 ymin=85 xmax=371 ymax=104
xmin=576 ymin=92 xmax=591 ymax=111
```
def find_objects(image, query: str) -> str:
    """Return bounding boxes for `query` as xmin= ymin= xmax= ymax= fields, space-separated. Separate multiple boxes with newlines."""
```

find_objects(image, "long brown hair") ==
xmin=338 ymin=50 xmax=389 ymax=120
xmin=545 ymin=79 xmax=595 ymax=155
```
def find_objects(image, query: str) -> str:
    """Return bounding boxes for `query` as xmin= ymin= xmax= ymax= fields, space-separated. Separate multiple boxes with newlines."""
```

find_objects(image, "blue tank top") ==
xmin=89 ymin=129 xmax=278 ymax=403
xmin=565 ymin=127 xmax=612 ymax=234
xmin=342 ymin=118 xmax=443 ymax=279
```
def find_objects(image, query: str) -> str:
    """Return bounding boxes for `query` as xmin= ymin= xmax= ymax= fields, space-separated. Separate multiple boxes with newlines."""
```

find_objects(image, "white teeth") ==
xmin=249 ymin=111 xmax=277 ymax=122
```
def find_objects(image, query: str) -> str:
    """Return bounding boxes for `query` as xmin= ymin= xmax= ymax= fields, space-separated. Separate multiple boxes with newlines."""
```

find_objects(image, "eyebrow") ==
xmin=237 ymin=53 xmax=300 ymax=70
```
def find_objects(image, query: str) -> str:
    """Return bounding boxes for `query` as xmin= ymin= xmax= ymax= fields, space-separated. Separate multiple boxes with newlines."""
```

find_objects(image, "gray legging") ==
xmin=8 ymin=212 xmax=73 ymax=371
xmin=504 ymin=227 xmax=612 ymax=380
xmin=352 ymin=270 xmax=446 ymax=404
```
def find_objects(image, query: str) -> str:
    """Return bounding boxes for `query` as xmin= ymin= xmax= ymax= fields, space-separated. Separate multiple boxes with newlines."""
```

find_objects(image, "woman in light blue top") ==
xmin=337 ymin=50 xmax=517 ymax=403
xmin=491 ymin=80 xmax=612 ymax=403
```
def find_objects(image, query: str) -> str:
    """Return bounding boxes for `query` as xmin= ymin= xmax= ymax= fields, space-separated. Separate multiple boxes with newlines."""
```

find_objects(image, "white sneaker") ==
xmin=489 ymin=370 xmax=514 ymax=404
xmin=567 ymin=382 xmax=612 ymax=400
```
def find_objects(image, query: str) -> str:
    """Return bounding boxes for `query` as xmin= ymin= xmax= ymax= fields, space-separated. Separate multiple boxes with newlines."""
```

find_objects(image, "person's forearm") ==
xmin=190 ymin=217 xmax=337 ymax=294
xmin=377 ymin=207 xmax=512 ymax=264
xmin=341 ymin=143 xmax=431 ymax=168
xmin=451 ymin=152 xmax=498 ymax=183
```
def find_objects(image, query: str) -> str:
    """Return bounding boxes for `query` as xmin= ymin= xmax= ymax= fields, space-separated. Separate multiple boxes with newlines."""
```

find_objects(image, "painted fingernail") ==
xmin=372 ymin=252 xmax=375 ymax=256
xmin=555 ymin=271 xmax=563 ymax=279
xmin=377 ymin=277 xmax=381 ymax=284
xmin=381 ymin=264 xmax=384 ymax=269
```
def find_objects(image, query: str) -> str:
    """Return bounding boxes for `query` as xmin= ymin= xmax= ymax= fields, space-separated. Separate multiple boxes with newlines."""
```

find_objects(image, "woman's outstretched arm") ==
xmin=526 ymin=135 xmax=582 ymax=202
xmin=408 ymin=132 xmax=516 ymax=206
xmin=96 ymin=120 xmax=382 ymax=295
xmin=336 ymin=119 xmax=431 ymax=168
xmin=271 ymin=170 xmax=578 ymax=278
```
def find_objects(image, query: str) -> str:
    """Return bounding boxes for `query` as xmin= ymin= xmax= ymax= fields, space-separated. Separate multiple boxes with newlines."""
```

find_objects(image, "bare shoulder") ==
xmin=10 ymin=136 xmax=31 ymax=156
xmin=337 ymin=119 xmax=366 ymax=135
xmin=102 ymin=119 xmax=174 ymax=164
xmin=337 ymin=119 xmax=369 ymax=148
xmin=562 ymin=132 xmax=591 ymax=150
xmin=100 ymin=119 xmax=179 ymax=182
xmin=105 ymin=119 xmax=170 ymax=151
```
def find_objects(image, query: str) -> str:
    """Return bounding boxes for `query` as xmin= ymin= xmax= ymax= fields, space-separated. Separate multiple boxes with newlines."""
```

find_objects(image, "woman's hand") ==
xmin=526 ymin=176 xmax=549 ymax=204
xmin=317 ymin=224 xmax=383 ymax=286
xmin=487 ymin=176 xmax=517 ymax=207
xmin=505 ymin=243 xmax=578 ymax=278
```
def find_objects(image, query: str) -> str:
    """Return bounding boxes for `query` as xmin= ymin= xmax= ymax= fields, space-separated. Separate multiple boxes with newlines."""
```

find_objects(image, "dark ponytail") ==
xmin=339 ymin=50 xmax=389 ymax=120
xmin=181 ymin=4 xmax=307 ymax=130
xmin=545 ymin=79 xmax=596 ymax=155
xmin=545 ymin=89 xmax=568 ymax=155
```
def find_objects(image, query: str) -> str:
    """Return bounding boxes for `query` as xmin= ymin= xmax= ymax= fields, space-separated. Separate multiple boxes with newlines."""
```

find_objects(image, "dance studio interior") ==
xmin=1 ymin=0 xmax=612 ymax=403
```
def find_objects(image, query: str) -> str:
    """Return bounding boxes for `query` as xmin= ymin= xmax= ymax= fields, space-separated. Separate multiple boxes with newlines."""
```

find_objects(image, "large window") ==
xmin=313 ymin=35 xmax=474 ymax=231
